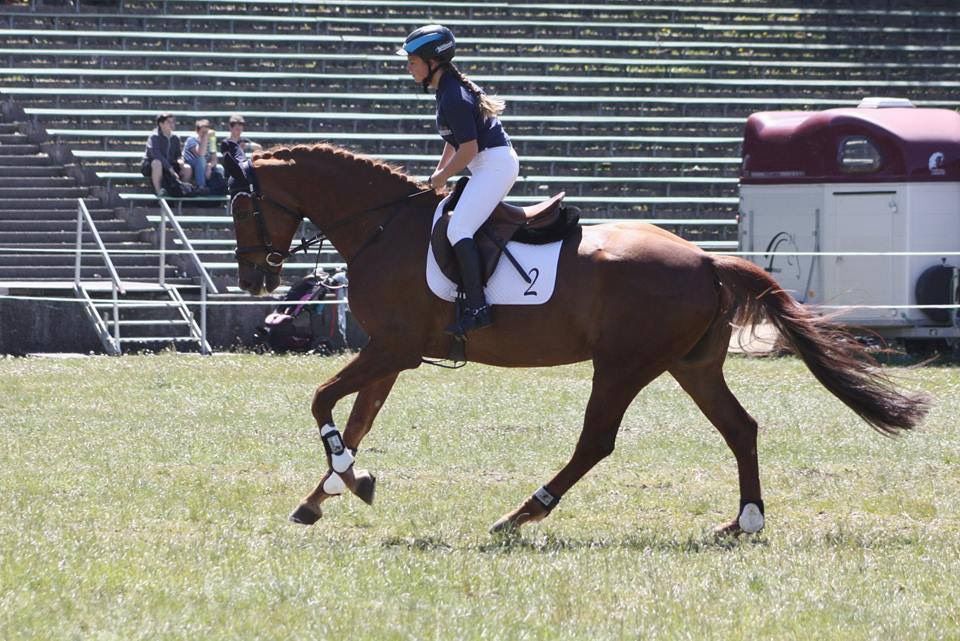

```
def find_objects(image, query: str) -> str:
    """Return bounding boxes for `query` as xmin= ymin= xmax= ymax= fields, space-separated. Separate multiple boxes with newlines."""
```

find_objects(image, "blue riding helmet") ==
xmin=396 ymin=24 xmax=456 ymax=63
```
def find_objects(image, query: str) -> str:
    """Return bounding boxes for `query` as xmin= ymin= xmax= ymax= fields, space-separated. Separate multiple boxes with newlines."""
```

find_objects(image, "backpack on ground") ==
xmin=253 ymin=273 xmax=342 ymax=354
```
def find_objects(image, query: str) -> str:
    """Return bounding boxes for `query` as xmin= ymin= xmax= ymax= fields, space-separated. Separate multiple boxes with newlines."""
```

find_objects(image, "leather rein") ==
xmin=232 ymin=187 xmax=434 ymax=276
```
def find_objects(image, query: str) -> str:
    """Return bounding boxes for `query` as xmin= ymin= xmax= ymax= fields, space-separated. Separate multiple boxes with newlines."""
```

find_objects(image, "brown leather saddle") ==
xmin=431 ymin=177 xmax=580 ymax=284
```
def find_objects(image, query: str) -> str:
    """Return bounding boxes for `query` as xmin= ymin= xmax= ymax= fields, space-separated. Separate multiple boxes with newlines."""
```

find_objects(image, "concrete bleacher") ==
xmin=5 ymin=65 xmax=960 ymax=101
xmin=3 ymin=26 xmax=960 ymax=68
xmin=4 ymin=4 xmax=960 ymax=41
xmin=0 ymin=116 xmax=183 ymax=282
xmin=2 ymin=0 xmax=958 ymax=283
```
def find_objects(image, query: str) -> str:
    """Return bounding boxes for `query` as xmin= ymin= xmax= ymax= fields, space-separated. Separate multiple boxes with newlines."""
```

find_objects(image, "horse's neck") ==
xmin=312 ymin=183 xmax=437 ymax=262
xmin=283 ymin=147 xmax=439 ymax=260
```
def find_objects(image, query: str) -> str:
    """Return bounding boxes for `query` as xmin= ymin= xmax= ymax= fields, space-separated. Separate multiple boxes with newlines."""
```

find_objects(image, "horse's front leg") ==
xmin=290 ymin=346 xmax=411 ymax=525
xmin=292 ymin=373 xmax=399 ymax=522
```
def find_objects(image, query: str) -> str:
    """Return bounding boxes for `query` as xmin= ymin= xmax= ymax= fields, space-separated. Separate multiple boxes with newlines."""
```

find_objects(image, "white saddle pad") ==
xmin=426 ymin=198 xmax=563 ymax=305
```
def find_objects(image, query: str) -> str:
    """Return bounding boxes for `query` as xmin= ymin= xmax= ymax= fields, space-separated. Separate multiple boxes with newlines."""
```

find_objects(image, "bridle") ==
xmin=232 ymin=191 xmax=318 ymax=275
xmin=231 ymin=186 xmax=434 ymax=276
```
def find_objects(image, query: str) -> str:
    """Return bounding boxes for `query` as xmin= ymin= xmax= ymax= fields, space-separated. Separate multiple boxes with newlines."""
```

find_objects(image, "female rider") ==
xmin=398 ymin=24 xmax=519 ymax=337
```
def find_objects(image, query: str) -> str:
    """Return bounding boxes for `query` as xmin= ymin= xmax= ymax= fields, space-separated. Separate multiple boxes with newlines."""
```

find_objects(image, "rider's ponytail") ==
xmin=444 ymin=63 xmax=506 ymax=120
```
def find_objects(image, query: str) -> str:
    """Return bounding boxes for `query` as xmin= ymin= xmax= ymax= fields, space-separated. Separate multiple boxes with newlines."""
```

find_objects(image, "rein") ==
xmin=233 ymin=187 xmax=434 ymax=274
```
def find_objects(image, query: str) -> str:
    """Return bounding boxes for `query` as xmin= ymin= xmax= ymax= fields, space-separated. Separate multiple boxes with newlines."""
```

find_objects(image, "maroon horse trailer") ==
xmin=738 ymin=98 xmax=960 ymax=348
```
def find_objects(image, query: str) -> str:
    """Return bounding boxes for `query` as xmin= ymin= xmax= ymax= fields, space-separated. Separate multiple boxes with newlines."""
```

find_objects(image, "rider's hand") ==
xmin=429 ymin=171 xmax=447 ymax=190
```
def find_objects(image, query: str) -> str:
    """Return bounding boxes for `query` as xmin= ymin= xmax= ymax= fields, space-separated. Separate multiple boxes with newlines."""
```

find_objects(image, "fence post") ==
xmin=201 ymin=284 xmax=209 ymax=355
xmin=74 ymin=201 xmax=83 ymax=283
xmin=159 ymin=199 xmax=166 ymax=285
xmin=112 ymin=285 xmax=120 ymax=346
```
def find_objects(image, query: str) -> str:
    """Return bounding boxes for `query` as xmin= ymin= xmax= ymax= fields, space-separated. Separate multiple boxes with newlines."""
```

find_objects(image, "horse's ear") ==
xmin=220 ymin=139 xmax=248 ymax=183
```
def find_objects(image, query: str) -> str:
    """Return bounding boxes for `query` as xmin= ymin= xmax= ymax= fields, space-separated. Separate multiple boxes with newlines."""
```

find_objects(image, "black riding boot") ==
xmin=445 ymin=238 xmax=492 ymax=336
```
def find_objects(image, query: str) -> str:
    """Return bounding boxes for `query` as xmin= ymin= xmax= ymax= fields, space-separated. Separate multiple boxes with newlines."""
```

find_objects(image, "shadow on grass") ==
xmin=475 ymin=530 xmax=770 ymax=555
xmin=476 ymin=524 xmax=928 ymax=554
xmin=376 ymin=530 xmax=770 ymax=554
xmin=817 ymin=528 xmax=923 ymax=550
xmin=381 ymin=535 xmax=454 ymax=552
xmin=378 ymin=528 xmax=919 ymax=554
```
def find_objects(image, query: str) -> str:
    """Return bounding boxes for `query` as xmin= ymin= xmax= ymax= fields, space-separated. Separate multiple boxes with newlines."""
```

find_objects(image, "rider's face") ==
xmin=406 ymin=55 xmax=430 ymax=84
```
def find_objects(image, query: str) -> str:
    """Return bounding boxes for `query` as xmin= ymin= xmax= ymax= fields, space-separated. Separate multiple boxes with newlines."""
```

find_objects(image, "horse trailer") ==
xmin=738 ymin=98 xmax=960 ymax=347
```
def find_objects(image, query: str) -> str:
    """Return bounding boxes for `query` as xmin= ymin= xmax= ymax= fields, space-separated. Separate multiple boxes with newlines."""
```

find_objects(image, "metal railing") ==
xmin=157 ymin=198 xmax=219 ymax=353
xmin=74 ymin=197 xmax=123 ymax=354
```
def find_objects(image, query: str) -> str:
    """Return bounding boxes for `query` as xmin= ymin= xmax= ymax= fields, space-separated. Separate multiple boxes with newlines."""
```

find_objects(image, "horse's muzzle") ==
xmin=238 ymin=263 xmax=281 ymax=295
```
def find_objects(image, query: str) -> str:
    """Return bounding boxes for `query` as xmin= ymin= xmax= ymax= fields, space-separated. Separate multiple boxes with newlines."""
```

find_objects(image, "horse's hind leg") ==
xmin=670 ymin=360 xmax=764 ymax=535
xmin=490 ymin=356 xmax=665 ymax=533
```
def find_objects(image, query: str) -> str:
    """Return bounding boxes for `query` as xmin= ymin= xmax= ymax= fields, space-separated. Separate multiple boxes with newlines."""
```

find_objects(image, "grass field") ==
xmin=1 ymin=353 xmax=958 ymax=640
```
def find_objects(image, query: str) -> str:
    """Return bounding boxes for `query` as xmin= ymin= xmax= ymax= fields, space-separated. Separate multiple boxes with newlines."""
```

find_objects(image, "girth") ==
xmin=431 ymin=177 xmax=580 ymax=285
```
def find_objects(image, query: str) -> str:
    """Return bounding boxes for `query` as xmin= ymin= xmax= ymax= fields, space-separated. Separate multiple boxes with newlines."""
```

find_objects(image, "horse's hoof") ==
xmin=289 ymin=504 xmax=322 ymax=525
xmin=489 ymin=513 xmax=525 ymax=535
xmin=354 ymin=470 xmax=377 ymax=506
xmin=712 ymin=519 xmax=742 ymax=537
xmin=489 ymin=498 xmax=548 ymax=534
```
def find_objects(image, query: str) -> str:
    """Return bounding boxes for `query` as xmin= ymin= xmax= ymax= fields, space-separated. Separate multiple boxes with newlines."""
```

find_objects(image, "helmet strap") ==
xmin=421 ymin=60 xmax=446 ymax=93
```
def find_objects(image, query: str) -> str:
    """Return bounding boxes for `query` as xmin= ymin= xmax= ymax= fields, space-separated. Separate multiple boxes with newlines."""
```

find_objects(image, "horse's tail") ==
xmin=710 ymin=254 xmax=931 ymax=435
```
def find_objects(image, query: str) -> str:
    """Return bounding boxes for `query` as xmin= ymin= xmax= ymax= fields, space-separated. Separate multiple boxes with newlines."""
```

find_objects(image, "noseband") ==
xmin=233 ymin=192 xmax=321 ymax=275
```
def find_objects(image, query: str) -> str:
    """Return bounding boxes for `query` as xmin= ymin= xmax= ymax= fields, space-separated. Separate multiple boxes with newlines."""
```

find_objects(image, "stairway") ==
xmin=75 ymin=281 xmax=212 ymax=354
xmin=0 ymin=111 xmax=220 ymax=353
xmin=0 ymin=119 xmax=181 ymax=282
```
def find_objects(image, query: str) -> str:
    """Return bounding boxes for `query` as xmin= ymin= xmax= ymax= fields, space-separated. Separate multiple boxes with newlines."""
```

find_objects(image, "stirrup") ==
xmin=464 ymin=304 xmax=492 ymax=332
xmin=444 ymin=304 xmax=492 ymax=337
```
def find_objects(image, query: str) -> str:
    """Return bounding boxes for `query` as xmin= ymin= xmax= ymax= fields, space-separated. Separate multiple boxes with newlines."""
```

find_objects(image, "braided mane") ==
xmin=256 ymin=143 xmax=423 ymax=192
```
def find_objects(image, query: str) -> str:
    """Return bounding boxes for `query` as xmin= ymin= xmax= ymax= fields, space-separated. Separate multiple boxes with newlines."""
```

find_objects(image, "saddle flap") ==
xmin=431 ymin=215 xmax=502 ymax=285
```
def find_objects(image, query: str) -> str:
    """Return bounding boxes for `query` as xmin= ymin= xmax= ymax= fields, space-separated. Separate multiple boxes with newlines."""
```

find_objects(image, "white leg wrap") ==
xmin=738 ymin=502 xmax=765 ymax=533
xmin=320 ymin=423 xmax=355 ymax=474
xmin=322 ymin=471 xmax=346 ymax=495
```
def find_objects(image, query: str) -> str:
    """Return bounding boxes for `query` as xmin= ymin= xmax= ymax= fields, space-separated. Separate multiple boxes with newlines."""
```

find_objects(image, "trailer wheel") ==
xmin=915 ymin=264 xmax=957 ymax=324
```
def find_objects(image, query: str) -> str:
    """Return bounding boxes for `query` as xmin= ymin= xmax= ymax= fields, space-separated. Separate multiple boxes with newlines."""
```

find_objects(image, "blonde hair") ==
xmin=445 ymin=64 xmax=505 ymax=119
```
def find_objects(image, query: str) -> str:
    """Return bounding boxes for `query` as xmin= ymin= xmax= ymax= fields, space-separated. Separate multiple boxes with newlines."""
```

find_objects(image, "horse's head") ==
xmin=224 ymin=146 xmax=304 ymax=295
xmin=224 ymin=142 xmax=437 ymax=295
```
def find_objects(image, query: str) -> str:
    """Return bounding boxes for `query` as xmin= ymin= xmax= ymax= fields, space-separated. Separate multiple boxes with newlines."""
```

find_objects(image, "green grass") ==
xmin=1 ymin=354 xmax=958 ymax=640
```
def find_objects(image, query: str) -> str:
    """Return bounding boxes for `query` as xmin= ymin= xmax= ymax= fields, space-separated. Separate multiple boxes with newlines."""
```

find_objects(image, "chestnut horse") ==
xmin=225 ymin=143 xmax=930 ymax=535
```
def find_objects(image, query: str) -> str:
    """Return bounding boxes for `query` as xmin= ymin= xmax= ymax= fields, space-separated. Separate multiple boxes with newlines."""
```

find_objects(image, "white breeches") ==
xmin=446 ymin=145 xmax=520 ymax=244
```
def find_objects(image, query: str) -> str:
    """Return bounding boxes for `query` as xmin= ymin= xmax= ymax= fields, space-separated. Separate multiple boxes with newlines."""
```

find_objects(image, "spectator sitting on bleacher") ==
xmin=140 ymin=112 xmax=191 ymax=197
xmin=226 ymin=114 xmax=263 ymax=154
xmin=204 ymin=149 xmax=228 ymax=196
xmin=182 ymin=118 xmax=217 ymax=191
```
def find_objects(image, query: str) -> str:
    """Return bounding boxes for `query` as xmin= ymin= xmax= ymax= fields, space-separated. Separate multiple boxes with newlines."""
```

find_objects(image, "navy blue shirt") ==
xmin=435 ymin=72 xmax=510 ymax=152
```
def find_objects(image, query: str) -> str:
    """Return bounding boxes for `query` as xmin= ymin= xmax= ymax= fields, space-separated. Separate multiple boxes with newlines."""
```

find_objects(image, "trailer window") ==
xmin=838 ymin=136 xmax=882 ymax=173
